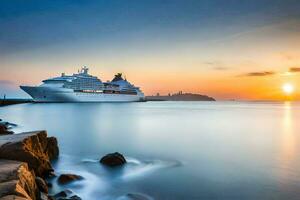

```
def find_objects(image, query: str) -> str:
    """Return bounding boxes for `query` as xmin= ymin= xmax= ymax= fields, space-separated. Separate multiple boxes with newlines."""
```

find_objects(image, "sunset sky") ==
xmin=1 ymin=0 xmax=300 ymax=100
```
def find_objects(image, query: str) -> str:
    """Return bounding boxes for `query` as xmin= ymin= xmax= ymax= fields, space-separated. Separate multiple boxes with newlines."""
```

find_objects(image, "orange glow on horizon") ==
xmin=1 ymin=63 xmax=300 ymax=101
xmin=1 ymin=31 xmax=300 ymax=101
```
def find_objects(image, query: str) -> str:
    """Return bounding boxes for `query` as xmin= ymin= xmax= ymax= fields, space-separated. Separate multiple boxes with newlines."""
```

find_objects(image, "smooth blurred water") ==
xmin=1 ymin=101 xmax=300 ymax=199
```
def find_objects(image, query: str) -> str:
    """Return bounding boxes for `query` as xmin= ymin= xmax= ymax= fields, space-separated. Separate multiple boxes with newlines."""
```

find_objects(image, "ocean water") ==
xmin=1 ymin=101 xmax=300 ymax=200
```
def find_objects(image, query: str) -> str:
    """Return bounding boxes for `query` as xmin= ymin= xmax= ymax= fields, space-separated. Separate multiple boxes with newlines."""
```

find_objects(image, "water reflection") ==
xmin=277 ymin=102 xmax=297 ymax=184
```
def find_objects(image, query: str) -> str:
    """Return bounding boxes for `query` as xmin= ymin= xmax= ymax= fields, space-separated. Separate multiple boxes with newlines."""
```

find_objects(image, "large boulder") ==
xmin=0 ymin=159 xmax=38 ymax=200
xmin=100 ymin=152 xmax=126 ymax=167
xmin=0 ymin=131 xmax=59 ymax=177
xmin=57 ymin=174 xmax=83 ymax=185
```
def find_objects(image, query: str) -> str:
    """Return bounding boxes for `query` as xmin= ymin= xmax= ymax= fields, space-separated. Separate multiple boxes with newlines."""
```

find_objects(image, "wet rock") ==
xmin=53 ymin=191 xmax=67 ymax=198
xmin=0 ymin=131 xmax=59 ymax=177
xmin=100 ymin=152 xmax=126 ymax=167
xmin=57 ymin=174 xmax=83 ymax=184
xmin=0 ymin=124 xmax=13 ymax=135
xmin=35 ymin=177 xmax=48 ymax=193
xmin=0 ymin=159 xmax=38 ymax=200
xmin=53 ymin=190 xmax=73 ymax=199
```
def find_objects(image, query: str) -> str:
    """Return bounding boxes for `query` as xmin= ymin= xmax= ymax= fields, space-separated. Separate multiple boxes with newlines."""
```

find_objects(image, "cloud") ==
xmin=204 ymin=61 xmax=229 ymax=70
xmin=239 ymin=71 xmax=276 ymax=77
xmin=280 ymin=52 xmax=299 ymax=61
xmin=0 ymin=80 xmax=15 ymax=85
xmin=204 ymin=62 xmax=215 ymax=65
xmin=0 ymin=80 xmax=16 ymax=89
xmin=0 ymin=80 xmax=24 ymax=98
xmin=213 ymin=66 xmax=228 ymax=71
xmin=289 ymin=67 xmax=300 ymax=72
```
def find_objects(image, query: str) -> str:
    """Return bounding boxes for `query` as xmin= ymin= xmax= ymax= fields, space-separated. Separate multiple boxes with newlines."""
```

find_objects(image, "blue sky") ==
xmin=1 ymin=0 xmax=299 ymax=55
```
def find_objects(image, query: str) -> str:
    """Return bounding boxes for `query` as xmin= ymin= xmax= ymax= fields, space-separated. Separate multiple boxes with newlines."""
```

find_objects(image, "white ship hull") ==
xmin=20 ymin=86 xmax=145 ymax=102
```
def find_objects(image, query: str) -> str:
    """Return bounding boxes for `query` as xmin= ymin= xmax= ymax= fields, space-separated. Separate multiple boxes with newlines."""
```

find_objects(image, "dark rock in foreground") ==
xmin=57 ymin=174 xmax=83 ymax=184
xmin=100 ymin=152 xmax=126 ymax=167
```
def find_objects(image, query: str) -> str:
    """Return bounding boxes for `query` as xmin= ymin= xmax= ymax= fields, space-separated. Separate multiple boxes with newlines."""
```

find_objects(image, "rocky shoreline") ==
xmin=0 ymin=119 xmax=73 ymax=200
xmin=0 ymin=120 xmax=131 ymax=200
xmin=0 ymin=129 xmax=59 ymax=200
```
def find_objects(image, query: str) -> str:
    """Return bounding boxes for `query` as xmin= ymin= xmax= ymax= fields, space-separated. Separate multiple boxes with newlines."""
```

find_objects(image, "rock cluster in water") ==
xmin=0 ymin=119 xmax=136 ymax=200
xmin=100 ymin=152 xmax=127 ymax=167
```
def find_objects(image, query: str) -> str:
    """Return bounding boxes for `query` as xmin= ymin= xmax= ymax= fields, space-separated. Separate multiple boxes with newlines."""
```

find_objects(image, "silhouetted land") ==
xmin=0 ymin=98 xmax=33 ymax=106
xmin=146 ymin=93 xmax=215 ymax=101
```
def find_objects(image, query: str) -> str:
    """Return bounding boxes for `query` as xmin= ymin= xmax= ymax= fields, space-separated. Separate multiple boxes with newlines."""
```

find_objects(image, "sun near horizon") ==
xmin=283 ymin=83 xmax=294 ymax=95
xmin=281 ymin=83 xmax=296 ymax=101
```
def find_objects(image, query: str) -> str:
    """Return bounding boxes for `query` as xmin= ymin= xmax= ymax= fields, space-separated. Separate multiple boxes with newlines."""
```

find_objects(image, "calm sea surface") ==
xmin=1 ymin=101 xmax=300 ymax=200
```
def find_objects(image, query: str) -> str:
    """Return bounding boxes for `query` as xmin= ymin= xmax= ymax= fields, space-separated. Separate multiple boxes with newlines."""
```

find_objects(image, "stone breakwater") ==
xmin=0 ymin=130 xmax=59 ymax=200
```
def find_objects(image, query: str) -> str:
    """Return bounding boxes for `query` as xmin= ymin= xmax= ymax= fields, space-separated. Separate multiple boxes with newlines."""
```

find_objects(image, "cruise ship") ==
xmin=20 ymin=67 xmax=145 ymax=102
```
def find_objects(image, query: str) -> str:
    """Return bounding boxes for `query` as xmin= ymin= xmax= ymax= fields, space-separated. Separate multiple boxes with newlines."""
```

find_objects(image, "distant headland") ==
xmin=146 ymin=91 xmax=216 ymax=101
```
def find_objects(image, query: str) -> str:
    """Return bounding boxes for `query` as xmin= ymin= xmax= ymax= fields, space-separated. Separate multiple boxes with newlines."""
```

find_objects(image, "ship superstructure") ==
xmin=20 ymin=67 xmax=145 ymax=102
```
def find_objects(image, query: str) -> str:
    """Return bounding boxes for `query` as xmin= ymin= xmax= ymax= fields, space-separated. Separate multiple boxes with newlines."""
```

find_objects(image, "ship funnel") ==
xmin=81 ymin=66 xmax=89 ymax=74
